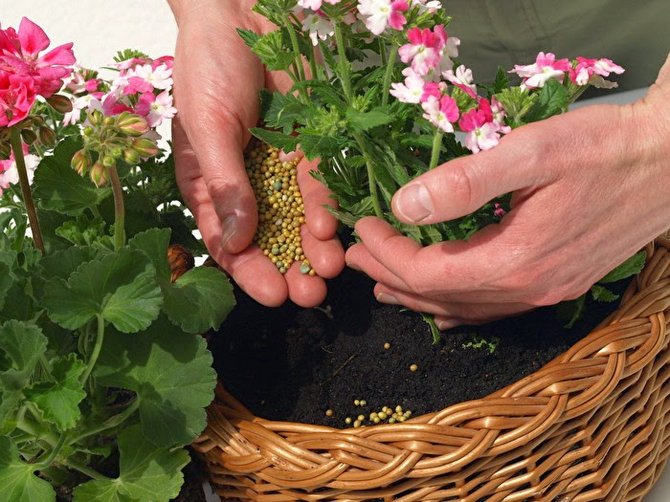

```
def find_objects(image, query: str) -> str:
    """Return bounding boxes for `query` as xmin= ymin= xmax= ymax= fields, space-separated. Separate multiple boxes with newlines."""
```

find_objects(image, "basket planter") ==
xmin=193 ymin=231 xmax=670 ymax=501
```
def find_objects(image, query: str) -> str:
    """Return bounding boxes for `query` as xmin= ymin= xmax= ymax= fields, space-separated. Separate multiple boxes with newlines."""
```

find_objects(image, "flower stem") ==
xmin=10 ymin=126 xmax=45 ymax=253
xmin=36 ymin=433 xmax=67 ymax=470
xmin=109 ymin=165 xmax=125 ymax=250
xmin=80 ymin=315 xmax=105 ymax=386
xmin=70 ymin=398 xmax=140 ymax=445
xmin=285 ymin=19 xmax=309 ymax=103
xmin=429 ymin=130 xmax=444 ymax=169
xmin=65 ymin=460 xmax=108 ymax=481
xmin=334 ymin=23 xmax=353 ymax=102
xmin=381 ymin=46 xmax=397 ymax=107
xmin=353 ymin=133 xmax=383 ymax=219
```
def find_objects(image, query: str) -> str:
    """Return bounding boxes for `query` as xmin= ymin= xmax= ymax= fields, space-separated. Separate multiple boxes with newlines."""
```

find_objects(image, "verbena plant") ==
xmin=0 ymin=18 xmax=233 ymax=500
xmin=242 ymin=0 xmax=645 ymax=333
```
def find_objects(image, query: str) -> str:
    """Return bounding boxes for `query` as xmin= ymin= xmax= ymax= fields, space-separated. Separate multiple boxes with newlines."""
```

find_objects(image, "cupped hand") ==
xmin=168 ymin=0 xmax=344 ymax=307
xmin=347 ymin=54 xmax=670 ymax=329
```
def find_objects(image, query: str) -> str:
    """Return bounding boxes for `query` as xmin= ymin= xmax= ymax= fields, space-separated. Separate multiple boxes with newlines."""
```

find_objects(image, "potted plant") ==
xmin=191 ymin=0 xmax=670 ymax=500
xmin=0 ymin=17 xmax=233 ymax=500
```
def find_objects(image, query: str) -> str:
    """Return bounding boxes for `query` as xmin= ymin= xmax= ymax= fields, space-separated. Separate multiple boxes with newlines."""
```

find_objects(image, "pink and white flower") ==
xmin=62 ymin=91 xmax=103 ymax=126
xmin=510 ymin=52 xmax=571 ymax=90
xmin=421 ymin=94 xmax=459 ymax=133
xmin=390 ymin=68 xmax=425 ymax=104
xmin=443 ymin=65 xmax=477 ymax=98
xmin=302 ymin=12 xmax=335 ymax=46
xmin=297 ymin=0 xmax=341 ymax=11
xmin=357 ymin=0 xmax=409 ymax=35
xmin=399 ymin=26 xmax=446 ymax=76
xmin=411 ymin=0 xmax=442 ymax=14
xmin=0 ymin=143 xmax=39 ymax=194
xmin=570 ymin=57 xmax=624 ymax=88
xmin=458 ymin=98 xmax=509 ymax=153
xmin=0 ymin=17 xmax=75 ymax=98
xmin=138 ymin=90 xmax=177 ymax=127
xmin=123 ymin=63 xmax=173 ymax=91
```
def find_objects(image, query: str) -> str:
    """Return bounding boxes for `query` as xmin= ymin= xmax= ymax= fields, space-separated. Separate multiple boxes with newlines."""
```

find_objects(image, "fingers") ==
xmin=297 ymin=156 xmax=339 ymax=241
xmin=285 ymin=262 xmax=327 ymax=308
xmin=391 ymin=126 xmax=553 ymax=225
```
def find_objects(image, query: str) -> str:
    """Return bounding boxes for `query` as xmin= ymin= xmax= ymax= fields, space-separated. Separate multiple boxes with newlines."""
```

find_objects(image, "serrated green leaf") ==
xmin=525 ymin=79 xmax=569 ymax=122
xmin=25 ymin=355 xmax=86 ymax=431
xmin=236 ymin=27 xmax=260 ymax=49
xmin=262 ymin=91 xmax=309 ymax=134
xmin=590 ymin=284 xmax=620 ymax=303
xmin=0 ymin=320 xmax=48 ymax=391
xmin=94 ymin=318 xmax=216 ymax=446
xmin=32 ymin=137 xmax=111 ymax=215
xmin=249 ymin=128 xmax=299 ymax=153
xmin=250 ymin=30 xmax=295 ymax=71
xmin=39 ymin=247 xmax=101 ymax=282
xmin=72 ymin=426 xmax=189 ymax=502
xmin=346 ymin=108 xmax=394 ymax=132
xmin=298 ymin=133 xmax=343 ymax=160
xmin=42 ymin=248 xmax=162 ymax=333
xmin=599 ymin=251 xmax=646 ymax=284
xmin=0 ymin=263 xmax=12 ymax=311
xmin=493 ymin=65 xmax=510 ymax=93
xmin=0 ymin=437 xmax=55 ymax=502
xmin=163 ymin=267 xmax=235 ymax=333
xmin=128 ymin=229 xmax=234 ymax=333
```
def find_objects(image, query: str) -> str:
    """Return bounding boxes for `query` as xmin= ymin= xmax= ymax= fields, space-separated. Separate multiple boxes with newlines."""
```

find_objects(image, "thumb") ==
xmin=391 ymin=126 xmax=553 ymax=224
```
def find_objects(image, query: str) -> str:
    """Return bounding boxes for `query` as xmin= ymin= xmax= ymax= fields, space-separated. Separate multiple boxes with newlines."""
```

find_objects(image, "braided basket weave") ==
xmin=193 ymin=231 xmax=670 ymax=501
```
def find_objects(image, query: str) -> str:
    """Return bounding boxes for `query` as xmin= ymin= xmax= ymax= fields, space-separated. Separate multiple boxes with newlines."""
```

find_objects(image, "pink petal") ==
xmin=17 ymin=17 xmax=50 ymax=56
xmin=39 ymin=42 xmax=75 ymax=66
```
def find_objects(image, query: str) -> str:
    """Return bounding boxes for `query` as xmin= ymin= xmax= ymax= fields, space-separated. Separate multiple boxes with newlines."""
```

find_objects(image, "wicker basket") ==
xmin=193 ymin=231 xmax=670 ymax=501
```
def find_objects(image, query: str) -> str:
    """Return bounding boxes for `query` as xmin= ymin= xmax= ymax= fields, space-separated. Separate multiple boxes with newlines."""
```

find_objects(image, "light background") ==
xmin=1 ymin=1 xmax=667 ymax=500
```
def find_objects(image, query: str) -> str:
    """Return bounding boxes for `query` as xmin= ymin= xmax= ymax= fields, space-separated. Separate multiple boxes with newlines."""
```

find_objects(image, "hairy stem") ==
xmin=381 ymin=47 xmax=398 ymax=107
xmin=80 ymin=315 xmax=105 ymax=386
xmin=353 ymin=133 xmax=384 ymax=219
xmin=334 ymin=23 xmax=353 ymax=102
xmin=10 ymin=126 xmax=45 ymax=253
xmin=429 ymin=131 xmax=444 ymax=169
xmin=109 ymin=165 xmax=125 ymax=250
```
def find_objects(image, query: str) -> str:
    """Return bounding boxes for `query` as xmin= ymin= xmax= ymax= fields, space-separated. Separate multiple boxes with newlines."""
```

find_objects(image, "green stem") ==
xmin=378 ymin=39 xmax=388 ymax=66
xmin=429 ymin=131 xmax=444 ymax=169
xmin=16 ymin=413 xmax=58 ymax=448
xmin=65 ymin=460 xmax=108 ymax=481
xmin=10 ymin=126 xmax=45 ymax=253
xmin=353 ymin=133 xmax=383 ymax=219
xmin=334 ymin=23 xmax=353 ymax=102
xmin=70 ymin=398 xmax=139 ymax=444
xmin=36 ymin=434 xmax=67 ymax=469
xmin=422 ymin=313 xmax=441 ymax=345
xmin=285 ymin=19 xmax=309 ymax=103
xmin=307 ymin=41 xmax=320 ymax=82
xmin=381 ymin=46 xmax=397 ymax=107
xmin=80 ymin=315 xmax=104 ymax=385
xmin=109 ymin=165 xmax=125 ymax=250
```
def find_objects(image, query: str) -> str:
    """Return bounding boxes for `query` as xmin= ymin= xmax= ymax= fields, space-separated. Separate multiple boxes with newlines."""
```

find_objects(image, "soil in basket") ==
xmin=211 ymin=266 xmax=627 ymax=427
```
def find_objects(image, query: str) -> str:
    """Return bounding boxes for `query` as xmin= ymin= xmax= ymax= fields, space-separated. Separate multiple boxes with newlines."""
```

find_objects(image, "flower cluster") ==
xmin=64 ymin=54 xmax=176 ymax=132
xmin=0 ymin=17 xmax=74 ymax=126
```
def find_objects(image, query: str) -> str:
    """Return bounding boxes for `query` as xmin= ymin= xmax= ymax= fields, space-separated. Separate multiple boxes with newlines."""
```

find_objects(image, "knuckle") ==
xmin=446 ymin=163 xmax=476 ymax=210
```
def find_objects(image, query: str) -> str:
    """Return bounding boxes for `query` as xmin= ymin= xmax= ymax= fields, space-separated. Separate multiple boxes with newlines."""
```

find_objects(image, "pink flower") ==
xmin=399 ymin=26 xmax=447 ymax=77
xmin=570 ymin=57 xmax=624 ymax=88
xmin=411 ymin=0 xmax=442 ymax=13
xmin=139 ymin=90 xmax=177 ymax=127
xmin=302 ymin=12 xmax=335 ymax=46
xmin=493 ymin=202 xmax=506 ymax=218
xmin=458 ymin=99 xmax=509 ymax=153
xmin=123 ymin=63 xmax=172 ymax=91
xmin=357 ymin=0 xmax=409 ymax=35
xmin=0 ymin=71 xmax=36 ymax=126
xmin=0 ymin=17 xmax=75 ymax=98
xmin=0 ymin=142 xmax=38 ymax=193
xmin=421 ymin=94 xmax=459 ymax=133
xmin=420 ymin=81 xmax=447 ymax=103
xmin=62 ymin=91 xmax=103 ymax=126
xmin=390 ymin=68 xmax=425 ymax=104
xmin=443 ymin=65 xmax=477 ymax=99
xmin=297 ymin=0 xmax=341 ymax=11
xmin=510 ymin=52 xmax=571 ymax=90
xmin=124 ymin=76 xmax=154 ymax=95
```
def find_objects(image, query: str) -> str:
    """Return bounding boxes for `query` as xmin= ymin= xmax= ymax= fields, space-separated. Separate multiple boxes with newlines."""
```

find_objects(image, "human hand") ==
xmin=168 ymin=0 xmax=344 ymax=307
xmin=347 ymin=54 xmax=670 ymax=329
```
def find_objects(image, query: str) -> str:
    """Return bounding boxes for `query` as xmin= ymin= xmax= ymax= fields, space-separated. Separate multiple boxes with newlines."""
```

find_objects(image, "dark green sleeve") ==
xmin=445 ymin=0 xmax=670 ymax=91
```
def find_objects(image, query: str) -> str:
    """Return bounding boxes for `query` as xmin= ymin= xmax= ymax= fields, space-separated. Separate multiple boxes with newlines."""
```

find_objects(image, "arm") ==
xmin=167 ymin=0 xmax=344 ymax=307
xmin=347 ymin=53 xmax=670 ymax=328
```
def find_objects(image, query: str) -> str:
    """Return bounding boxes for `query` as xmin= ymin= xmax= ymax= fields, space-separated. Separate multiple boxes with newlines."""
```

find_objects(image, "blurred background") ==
xmin=1 ymin=1 xmax=666 ymax=500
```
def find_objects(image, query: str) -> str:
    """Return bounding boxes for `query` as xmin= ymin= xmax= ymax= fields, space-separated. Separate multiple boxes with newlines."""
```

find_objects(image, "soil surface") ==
xmin=210 ymin=267 xmax=626 ymax=428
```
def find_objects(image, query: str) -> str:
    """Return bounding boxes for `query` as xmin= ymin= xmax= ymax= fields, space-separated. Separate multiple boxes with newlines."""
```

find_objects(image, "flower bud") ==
xmin=109 ymin=145 xmax=124 ymax=159
xmin=89 ymin=162 xmax=108 ymax=187
xmin=71 ymin=149 xmax=92 ymax=176
xmin=20 ymin=128 xmax=37 ymax=145
xmin=117 ymin=112 xmax=149 ymax=137
xmin=83 ymin=126 xmax=95 ymax=137
xmin=37 ymin=126 xmax=57 ymax=147
xmin=102 ymin=155 xmax=116 ymax=168
xmin=46 ymin=94 xmax=74 ymax=114
xmin=123 ymin=148 xmax=140 ymax=165
xmin=131 ymin=138 xmax=159 ymax=158
xmin=88 ymin=110 xmax=104 ymax=126
xmin=103 ymin=116 xmax=115 ymax=127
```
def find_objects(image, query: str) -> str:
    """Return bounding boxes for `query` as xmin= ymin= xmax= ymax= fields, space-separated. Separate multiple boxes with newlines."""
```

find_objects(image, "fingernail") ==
xmin=436 ymin=319 xmax=460 ymax=330
xmin=395 ymin=183 xmax=433 ymax=223
xmin=377 ymin=292 xmax=399 ymax=304
xmin=220 ymin=215 xmax=238 ymax=251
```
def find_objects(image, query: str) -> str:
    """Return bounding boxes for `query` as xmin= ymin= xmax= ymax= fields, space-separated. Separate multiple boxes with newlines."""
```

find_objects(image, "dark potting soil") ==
xmin=211 ymin=267 xmax=627 ymax=428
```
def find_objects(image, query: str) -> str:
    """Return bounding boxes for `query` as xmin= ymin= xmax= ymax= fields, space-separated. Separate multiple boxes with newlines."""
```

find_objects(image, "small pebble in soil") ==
xmin=409 ymin=363 xmax=418 ymax=372
xmin=325 ymin=408 xmax=333 ymax=417
xmin=383 ymin=342 xmax=391 ymax=350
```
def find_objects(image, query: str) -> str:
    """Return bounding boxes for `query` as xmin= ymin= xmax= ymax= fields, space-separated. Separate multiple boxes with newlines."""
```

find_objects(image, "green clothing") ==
xmin=446 ymin=0 xmax=670 ymax=92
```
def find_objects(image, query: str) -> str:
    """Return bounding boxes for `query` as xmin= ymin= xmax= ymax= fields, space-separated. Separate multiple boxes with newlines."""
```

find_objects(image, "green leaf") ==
xmin=555 ymin=294 xmax=586 ymax=329
xmin=346 ymin=108 xmax=394 ymax=132
xmin=0 ymin=321 xmax=48 ymax=391
xmin=128 ymin=229 xmax=235 ymax=333
xmin=525 ymin=79 xmax=569 ymax=122
xmin=297 ymin=132 xmax=343 ymax=160
xmin=237 ymin=27 xmax=260 ymax=49
xmin=32 ymin=137 xmax=111 ymax=215
xmin=262 ymin=91 xmax=310 ymax=134
xmin=72 ymin=426 xmax=189 ymax=502
xmin=249 ymin=128 xmax=299 ymax=153
xmin=0 ymin=263 xmax=12 ymax=311
xmin=94 ymin=318 xmax=216 ymax=447
xmin=590 ymin=284 xmax=620 ymax=303
xmin=0 ymin=437 xmax=55 ymax=502
xmin=42 ymin=248 xmax=162 ymax=333
xmin=599 ymin=251 xmax=646 ymax=284
xmin=492 ymin=65 xmax=510 ymax=93
xmin=25 ymin=355 xmax=87 ymax=431
xmin=250 ymin=30 xmax=295 ymax=71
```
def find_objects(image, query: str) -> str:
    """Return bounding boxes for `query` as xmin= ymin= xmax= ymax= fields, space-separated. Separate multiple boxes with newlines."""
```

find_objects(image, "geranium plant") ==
xmin=241 ymin=0 xmax=645 ymax=335
xmin=0 ymin=18 xmax=233 ymax=501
